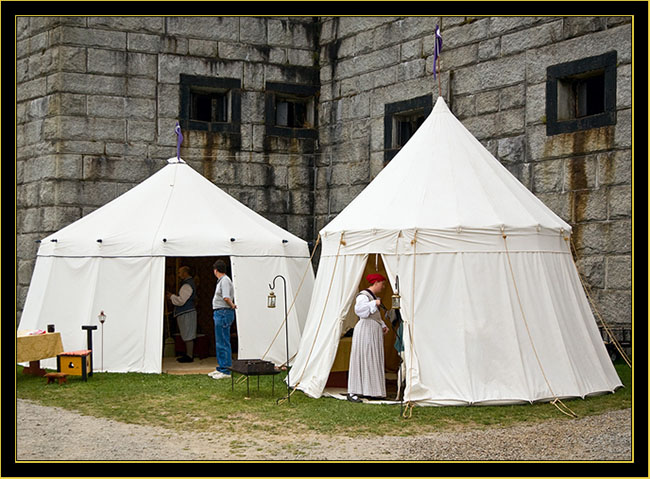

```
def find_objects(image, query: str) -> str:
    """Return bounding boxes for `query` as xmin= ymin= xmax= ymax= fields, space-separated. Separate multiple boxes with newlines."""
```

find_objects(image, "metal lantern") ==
xmin=267 ymin=291 xmax=277 ymax=309
xmin=391 ymin=292 xmax=401 ymax=310
xmin=392 ymin=275 xmax=401 ymax=310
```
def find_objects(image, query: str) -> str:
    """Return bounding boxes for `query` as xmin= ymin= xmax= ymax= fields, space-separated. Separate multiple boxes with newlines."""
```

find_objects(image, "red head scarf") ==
xmin=366 ymin=273 xmax=386 ymax=285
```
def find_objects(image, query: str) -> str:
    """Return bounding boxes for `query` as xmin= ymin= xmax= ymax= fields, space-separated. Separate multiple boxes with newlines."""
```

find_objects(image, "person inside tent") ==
xmin=347 ymin=273 xmax=389 ymax=402
xmin=166 ymin=266 xmax=198 ymax=363
xmin=208 ymin=259 xmax=237 ymax=379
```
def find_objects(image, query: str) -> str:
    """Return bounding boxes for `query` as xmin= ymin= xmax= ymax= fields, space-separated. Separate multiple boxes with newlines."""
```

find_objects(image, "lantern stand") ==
xmin=98 ymin=311 xmax=106 ymax=371
xmin=267 ymin=275 xmax=290 ymax=404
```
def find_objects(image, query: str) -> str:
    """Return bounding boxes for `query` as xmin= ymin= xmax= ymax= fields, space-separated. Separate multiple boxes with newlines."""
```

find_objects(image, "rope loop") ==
xmin=551 ymin=398 xmax=579 ymax=418
xmin=276 ymin=386 xmax=296 ymax=406
xmin=402 ymin=402 xmax=414 ymax=419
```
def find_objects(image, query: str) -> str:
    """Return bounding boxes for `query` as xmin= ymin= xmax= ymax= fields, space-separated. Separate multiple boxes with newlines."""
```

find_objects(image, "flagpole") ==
xmin=433 ymin=24 xmax=443 ymax=98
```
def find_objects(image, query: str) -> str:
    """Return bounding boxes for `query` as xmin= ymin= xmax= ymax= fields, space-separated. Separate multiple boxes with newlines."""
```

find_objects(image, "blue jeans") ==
xmin=213 ymin=309 xmax=235 ymax=374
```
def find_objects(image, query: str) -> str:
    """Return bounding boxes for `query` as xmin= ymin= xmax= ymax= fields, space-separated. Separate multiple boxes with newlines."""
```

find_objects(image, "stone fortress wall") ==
xmin=16 ymin=16 xmax=632 ymax=333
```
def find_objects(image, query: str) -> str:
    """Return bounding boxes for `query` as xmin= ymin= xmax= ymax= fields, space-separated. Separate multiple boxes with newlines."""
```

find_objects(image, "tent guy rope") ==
xmin=565 ymin=235 xmax=631 ymax=368
xmin=403 ymin=229 xmax=418 ymax=418
xmin=288 ymin=232 xmax=346 ymax=400
xmin=502 ymin=229 xmax=578 ymax=419
xmin=259 ymin=235 xmax=322 ymax=365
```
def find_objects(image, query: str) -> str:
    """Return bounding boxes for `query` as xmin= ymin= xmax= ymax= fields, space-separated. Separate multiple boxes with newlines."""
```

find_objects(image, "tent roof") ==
xmin=38 ymin=158 xmax=308 ymax=258
xmin=322 ymin=96 xmax=570 ymax=235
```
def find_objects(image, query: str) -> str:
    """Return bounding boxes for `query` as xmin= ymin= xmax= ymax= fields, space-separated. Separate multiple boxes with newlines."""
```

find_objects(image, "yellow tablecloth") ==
xmin=17 ymin=331 xmax=64 ymax=363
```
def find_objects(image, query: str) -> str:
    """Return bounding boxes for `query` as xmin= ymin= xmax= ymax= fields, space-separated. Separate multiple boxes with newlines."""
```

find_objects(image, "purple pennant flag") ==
xmin=433 ymin=25 xmax=443 ymax=79
xmin=175 ymin=122 xmax=183 ymax=160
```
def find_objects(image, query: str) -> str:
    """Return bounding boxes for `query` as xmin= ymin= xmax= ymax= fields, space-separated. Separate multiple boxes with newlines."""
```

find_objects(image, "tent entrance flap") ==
xmin=163 ymin=256 xmax=235 ymax=361
xmin=325 ymin=253 xmax=401 ymax=393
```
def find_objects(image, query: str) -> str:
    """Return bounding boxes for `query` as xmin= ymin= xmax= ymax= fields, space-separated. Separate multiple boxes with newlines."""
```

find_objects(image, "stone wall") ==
xmin=316 ymin=16 xmax=632 ymax=327
xmin=16 ymin=16 xmax=632 ymax=330
xmin=16 ymin=16 xmax=320 ymax=318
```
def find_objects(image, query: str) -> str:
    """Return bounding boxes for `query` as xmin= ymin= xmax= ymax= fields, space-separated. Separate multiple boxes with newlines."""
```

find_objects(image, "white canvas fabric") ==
xmin=290 ymin=97 xmax=621 ymax=405
xmin=231 ymin=255 xmax=312 ymax=365
xmin=20 ymin=158 xmax=314 ymax=373
xmin=289 ymin=253 xmax=368 ymax=395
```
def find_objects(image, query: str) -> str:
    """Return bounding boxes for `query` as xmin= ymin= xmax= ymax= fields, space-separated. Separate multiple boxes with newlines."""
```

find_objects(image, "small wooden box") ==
xmin=57 ymin=349 xmax=92 ymax=381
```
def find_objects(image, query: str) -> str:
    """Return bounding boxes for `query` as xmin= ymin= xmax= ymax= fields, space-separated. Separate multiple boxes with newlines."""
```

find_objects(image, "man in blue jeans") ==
xmin=208 ymin=259 xmax=237 ymax=379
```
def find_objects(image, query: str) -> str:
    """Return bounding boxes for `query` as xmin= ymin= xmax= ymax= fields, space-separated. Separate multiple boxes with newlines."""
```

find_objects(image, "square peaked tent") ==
xmin=20 ymin=157 xmax=315 ymax=373
xmin=289 ymin=96 xmax=622 ymax=406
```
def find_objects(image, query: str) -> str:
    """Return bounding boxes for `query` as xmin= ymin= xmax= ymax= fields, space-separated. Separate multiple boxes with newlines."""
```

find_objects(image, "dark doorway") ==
xmin=164 ymin=256 xmax=237 ymax=359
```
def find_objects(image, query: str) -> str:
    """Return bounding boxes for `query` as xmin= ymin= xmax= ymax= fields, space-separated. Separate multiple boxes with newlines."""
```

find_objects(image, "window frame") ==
xmin=546 ymin=51 xmax=617 ymax=136
xmin=179 ymin=74 xmax=241 ymax=134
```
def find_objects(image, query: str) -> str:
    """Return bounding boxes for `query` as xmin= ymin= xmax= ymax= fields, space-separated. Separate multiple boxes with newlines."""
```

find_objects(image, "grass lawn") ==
xmin=16 ymin=361 xmax=631 ymax=437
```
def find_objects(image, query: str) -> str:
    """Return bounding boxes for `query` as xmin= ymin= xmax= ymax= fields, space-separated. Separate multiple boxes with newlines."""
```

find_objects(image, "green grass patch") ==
xmin=16 ymin=362 xmax=631 ymax=437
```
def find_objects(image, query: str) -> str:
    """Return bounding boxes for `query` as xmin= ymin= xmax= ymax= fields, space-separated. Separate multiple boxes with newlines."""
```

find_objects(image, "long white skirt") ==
xmin=347 ymin=318 xmax=386 ymax=398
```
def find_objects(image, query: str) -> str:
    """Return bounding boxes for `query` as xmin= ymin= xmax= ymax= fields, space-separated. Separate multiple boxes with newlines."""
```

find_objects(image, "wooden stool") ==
xmin=45 ymin=372 xmax=68 ymax=385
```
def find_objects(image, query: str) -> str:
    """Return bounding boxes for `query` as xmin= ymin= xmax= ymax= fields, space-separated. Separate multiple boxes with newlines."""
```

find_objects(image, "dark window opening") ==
xmin=265 ymin=82 xmax=318 ymax=139
xmin=384 ymin=95 xmax=432 ymax=163
xmin=190 ymin=90 xmax=228 ymax=123
xmin=276 ymin=98 xmax=309 ymax=128
xmin=395 ymin=112 xmax=425 ymax=148
xmin=180 ymin=75 xmax=241 ymax=134
xmin=557 ymin=71 xmax=606 ymax=121
xmin=546 ymin=51 xmax=616 ymax=135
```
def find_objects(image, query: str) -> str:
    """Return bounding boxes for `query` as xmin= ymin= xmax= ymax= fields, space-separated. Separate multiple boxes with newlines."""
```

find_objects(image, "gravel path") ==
xmin=16 ymin=399 xmax=631 ymax=461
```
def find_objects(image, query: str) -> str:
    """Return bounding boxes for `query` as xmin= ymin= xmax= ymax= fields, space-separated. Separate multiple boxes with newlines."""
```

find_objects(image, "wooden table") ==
xmin=17 ymin=331 xmax=64 ymax=376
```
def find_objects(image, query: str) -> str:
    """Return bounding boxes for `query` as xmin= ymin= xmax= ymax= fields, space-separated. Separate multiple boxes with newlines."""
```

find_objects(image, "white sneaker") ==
xmin=207 ymin=370 xmax=220 ymax=378
xmin=210 ymin=372 xmax=230 ymax=380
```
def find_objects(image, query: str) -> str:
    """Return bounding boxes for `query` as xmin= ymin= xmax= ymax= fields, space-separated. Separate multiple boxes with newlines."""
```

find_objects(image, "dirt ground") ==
xmin=15 ymin=398 xmax=631 ymax=462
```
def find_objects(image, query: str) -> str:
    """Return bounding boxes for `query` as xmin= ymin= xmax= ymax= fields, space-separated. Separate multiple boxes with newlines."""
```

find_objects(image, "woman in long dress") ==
xmin=347 ymin=273 xmax=389 ymax=402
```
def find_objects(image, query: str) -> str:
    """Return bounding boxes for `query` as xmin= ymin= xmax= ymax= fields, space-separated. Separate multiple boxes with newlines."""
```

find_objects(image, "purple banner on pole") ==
xmin=433 ymin=25 xmax=443 ymax=79
xmin=175 ymin=122 xmax=183 ymax=160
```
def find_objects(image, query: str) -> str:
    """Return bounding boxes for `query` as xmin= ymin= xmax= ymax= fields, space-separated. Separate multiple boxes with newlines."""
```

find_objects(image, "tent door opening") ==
xmin=163 ymin=256 xmax=237 ymax=365
xmin=325 ymin=254 xmax=401 ymax=398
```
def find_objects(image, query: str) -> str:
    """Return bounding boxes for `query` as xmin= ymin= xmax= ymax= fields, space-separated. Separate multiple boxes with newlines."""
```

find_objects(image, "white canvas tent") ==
xmin=20 ymin=157 xmax=315 ymax=373
xmin=289 ymin=96 xmax=622 ymax=405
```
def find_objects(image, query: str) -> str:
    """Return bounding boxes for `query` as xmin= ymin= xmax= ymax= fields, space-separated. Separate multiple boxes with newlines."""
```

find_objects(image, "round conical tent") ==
xmin=20 ymin=158 xmax=314 ymax=372
xmin=290 ymin=97 xmax=621 ymax=405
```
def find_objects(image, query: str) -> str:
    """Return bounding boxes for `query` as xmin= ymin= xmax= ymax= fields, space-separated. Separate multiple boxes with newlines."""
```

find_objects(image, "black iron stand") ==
xmin=81 ymin=325 xmax=98 ymax=376
xmin=269 ymin=274 xmax=290 ymax=404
